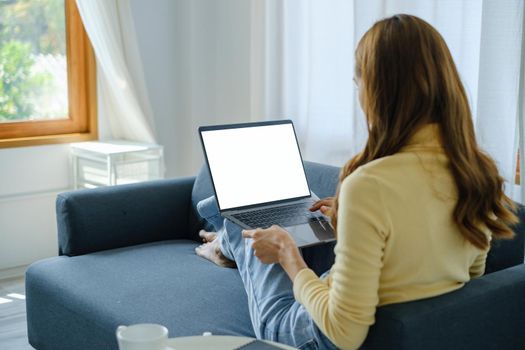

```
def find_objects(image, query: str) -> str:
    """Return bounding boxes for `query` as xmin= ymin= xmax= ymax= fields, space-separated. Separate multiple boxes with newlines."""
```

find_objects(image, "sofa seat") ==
xmin=26 ymin=240 xmax=255 ymax=350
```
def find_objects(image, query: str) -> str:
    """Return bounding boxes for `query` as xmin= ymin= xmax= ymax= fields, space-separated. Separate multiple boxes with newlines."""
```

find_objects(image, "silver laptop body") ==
xmin=199 ymin=119 xmax=335 ymax=248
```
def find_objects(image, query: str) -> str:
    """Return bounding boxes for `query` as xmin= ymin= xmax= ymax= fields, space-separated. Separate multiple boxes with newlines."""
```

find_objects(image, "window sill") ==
xmin=0 ymin=131 xmax=98 ymax=149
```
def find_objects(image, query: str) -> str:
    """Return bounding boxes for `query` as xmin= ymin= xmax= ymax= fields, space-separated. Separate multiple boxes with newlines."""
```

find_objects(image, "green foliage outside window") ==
xmin=0 ymin=0 xmax=65 ymax=122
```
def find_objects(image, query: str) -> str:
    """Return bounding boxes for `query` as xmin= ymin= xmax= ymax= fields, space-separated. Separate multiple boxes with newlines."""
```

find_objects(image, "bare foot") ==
xmin=199 ymin=229 xmax=217 ymax=243
xmin=195 ymin=237 xmax=236 ymax=268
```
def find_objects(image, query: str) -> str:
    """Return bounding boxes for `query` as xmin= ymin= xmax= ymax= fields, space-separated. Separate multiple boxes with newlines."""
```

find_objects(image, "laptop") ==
xmin=199 ymin=119 xmax=335 ymax=248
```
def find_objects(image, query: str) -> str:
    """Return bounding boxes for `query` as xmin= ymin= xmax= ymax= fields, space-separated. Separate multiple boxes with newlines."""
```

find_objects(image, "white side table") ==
xmin=70 ymin=140 xmax=164 ymax=189
xmin=167 ymin=336 xmax=297 ymax=350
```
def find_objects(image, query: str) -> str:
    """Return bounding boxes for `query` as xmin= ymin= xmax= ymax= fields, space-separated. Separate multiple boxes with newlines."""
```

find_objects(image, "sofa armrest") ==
xmin=361 ymin=264 xmax=525 ymax=350
xmin=57 ymin=177 xmax=195 ymax=256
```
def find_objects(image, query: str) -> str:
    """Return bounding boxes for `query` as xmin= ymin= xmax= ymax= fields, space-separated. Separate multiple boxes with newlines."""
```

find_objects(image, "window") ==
xmin=0 ymin=0 xmax=96 ymax=148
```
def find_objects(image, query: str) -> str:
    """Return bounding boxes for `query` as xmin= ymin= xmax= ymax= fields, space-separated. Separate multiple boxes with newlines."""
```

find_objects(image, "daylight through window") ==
xmin=0 ymin=0 xmax=96 ymax=147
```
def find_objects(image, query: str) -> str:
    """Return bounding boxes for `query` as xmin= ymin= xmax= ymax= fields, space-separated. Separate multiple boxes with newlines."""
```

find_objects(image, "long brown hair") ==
xmin=331 ymin=14 xmax=517 ymax=249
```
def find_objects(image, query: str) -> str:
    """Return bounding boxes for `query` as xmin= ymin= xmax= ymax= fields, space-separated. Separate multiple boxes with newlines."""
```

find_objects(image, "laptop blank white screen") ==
xmin=201 ymin=123 xmax=310 ymax=211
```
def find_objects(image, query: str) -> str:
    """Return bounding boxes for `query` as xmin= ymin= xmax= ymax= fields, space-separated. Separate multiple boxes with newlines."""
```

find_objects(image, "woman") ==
xmin=195 ymin=14 xmax=518 ymax=350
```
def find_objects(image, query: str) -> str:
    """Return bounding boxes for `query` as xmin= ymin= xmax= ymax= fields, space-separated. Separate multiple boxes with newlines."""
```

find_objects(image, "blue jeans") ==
xmin=197 ymin=196 xmax=339 ymax=350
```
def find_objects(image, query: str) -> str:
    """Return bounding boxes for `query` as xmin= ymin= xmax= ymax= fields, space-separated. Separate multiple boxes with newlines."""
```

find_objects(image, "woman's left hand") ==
xmin=242 ymin=225 xmax=308 ymax=280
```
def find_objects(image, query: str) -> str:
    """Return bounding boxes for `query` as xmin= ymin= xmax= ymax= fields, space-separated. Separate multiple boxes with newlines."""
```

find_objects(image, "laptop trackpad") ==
xmin=285 ymin=218 xmax=335 ymax=248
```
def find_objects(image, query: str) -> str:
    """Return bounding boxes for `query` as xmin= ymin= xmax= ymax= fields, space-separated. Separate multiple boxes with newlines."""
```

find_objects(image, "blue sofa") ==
xmin=26 ymin=162 xmax=525 ymax=350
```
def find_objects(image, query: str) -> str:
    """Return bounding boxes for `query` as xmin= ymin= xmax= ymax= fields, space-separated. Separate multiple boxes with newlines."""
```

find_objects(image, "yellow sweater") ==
xmin=293 ymin=124 xmax=488 ymax=349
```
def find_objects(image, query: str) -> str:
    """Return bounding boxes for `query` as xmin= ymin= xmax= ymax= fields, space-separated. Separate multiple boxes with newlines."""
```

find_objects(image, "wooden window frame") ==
xmin=0 ymin=0 xmax=97 ymax=148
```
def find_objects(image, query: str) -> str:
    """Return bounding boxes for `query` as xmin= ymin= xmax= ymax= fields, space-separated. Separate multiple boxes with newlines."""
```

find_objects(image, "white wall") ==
xmin=0 ymin=0 xmax=255 ymax=272
xmin=0 ymin=145 xmax=69 ymax=274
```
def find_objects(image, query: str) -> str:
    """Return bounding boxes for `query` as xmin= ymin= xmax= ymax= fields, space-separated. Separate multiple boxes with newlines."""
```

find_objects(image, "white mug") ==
xmin=116 ymin=323 xmax=169 ymax=350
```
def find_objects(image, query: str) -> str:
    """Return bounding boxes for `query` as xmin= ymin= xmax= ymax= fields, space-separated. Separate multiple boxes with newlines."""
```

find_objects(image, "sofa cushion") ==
xmin=191 ymin=161 xmax=340 ymax=221
xmin=26 ymin=240 xmax=254 ymax=350
xmin=302 ymin=161 xmax=340 ymax=199
xmin=189 ymin=161 xmax=340 ymax=239
xmin=190 ymin=161 xmax=341 ymax=275
xmin=188 ymin=161 xmax=525 ymax=274
xmin=189 ymin=166 xmax=218 ymax=236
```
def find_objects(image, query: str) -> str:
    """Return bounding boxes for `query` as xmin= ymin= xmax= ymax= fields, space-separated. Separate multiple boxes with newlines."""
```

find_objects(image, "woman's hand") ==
xmin=242 ymin=225 xmax=308 ymax=281
xmin=309 ymin=197 xmax=334 ymax=216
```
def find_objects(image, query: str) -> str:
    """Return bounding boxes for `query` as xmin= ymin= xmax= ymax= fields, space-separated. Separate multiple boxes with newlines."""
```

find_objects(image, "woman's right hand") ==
xmin=309 ymin=197 xmax=334 ymax=216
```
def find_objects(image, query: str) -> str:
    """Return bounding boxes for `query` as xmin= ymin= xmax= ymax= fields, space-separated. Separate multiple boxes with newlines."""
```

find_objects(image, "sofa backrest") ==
xmin=187 ymin=161 xmax=341 ymax=242
xmin=486 ymin=203 xmax=525 ymax=273
xmin=188 ymin=165 xmax=217 ymax=237
xmin=189 ymin=161 xmax=525 ymax=274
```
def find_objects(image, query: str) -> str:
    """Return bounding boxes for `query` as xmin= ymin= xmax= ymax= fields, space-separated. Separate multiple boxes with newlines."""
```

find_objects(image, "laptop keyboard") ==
xmin=231 ymin=202 xmax=316 ymax=229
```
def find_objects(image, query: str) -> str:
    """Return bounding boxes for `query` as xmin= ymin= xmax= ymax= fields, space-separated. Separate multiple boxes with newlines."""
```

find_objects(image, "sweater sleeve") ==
xmin=293 ymin=170 xmax=389 ymax=350
xmin=469 ymin=250 xmax=487 ymax=278
xmin=469 ymin=232 xmax=490 ymax=278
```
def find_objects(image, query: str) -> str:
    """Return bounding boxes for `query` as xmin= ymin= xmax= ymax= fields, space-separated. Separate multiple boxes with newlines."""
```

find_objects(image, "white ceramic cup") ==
xmin=116 ymin=323 xmax=169 ymax=350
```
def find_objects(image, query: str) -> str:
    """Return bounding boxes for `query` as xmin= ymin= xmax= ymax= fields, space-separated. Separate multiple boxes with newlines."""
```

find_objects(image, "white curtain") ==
xmin=475 ymin=0 xmax=524 ymax=202
xmin=253 ymin=0 xmax=525 ymax=201
xmin=76 ymin=0 xmax=156 ymax=143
